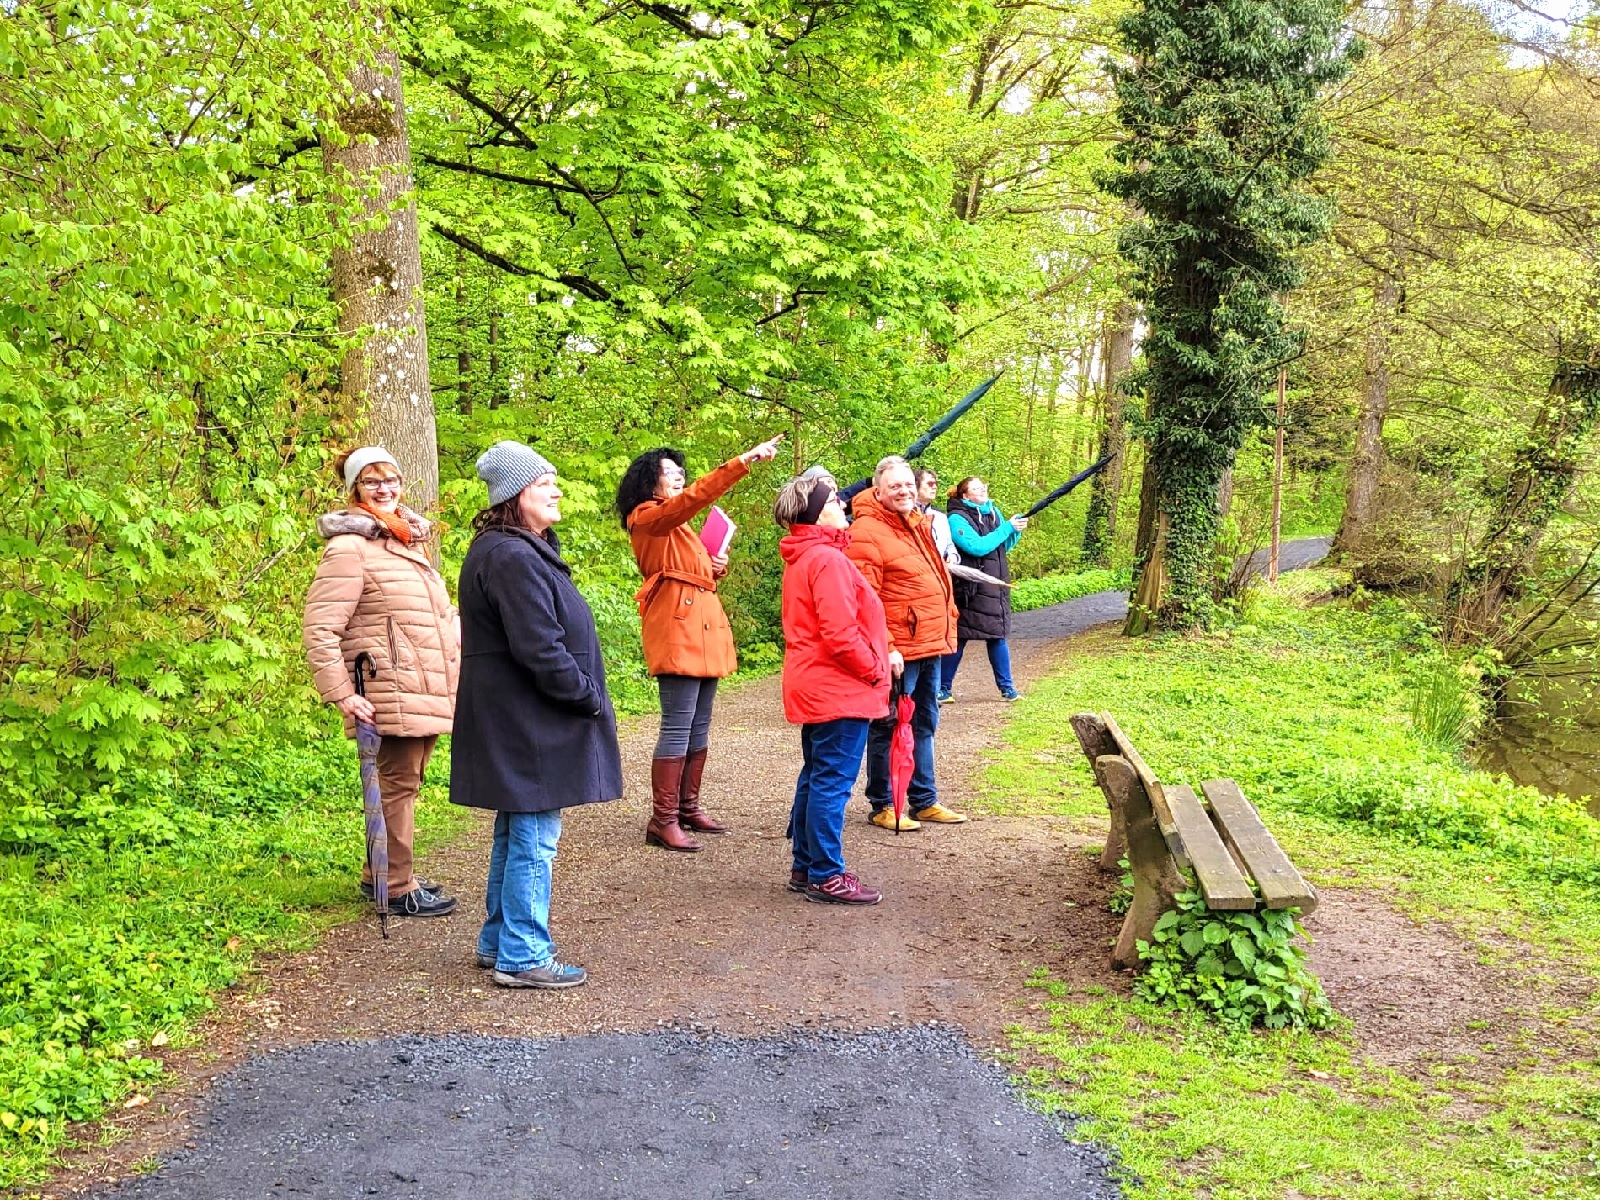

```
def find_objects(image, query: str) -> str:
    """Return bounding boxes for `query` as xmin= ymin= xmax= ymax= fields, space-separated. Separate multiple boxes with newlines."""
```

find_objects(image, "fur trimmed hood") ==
xmin=316 ymin=505 xmax=432 ymax=543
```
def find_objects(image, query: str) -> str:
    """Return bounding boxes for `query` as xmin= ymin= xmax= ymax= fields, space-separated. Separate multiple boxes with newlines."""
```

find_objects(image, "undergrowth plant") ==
xmin=1136 ymin=891 xmax=1336 ymax=1031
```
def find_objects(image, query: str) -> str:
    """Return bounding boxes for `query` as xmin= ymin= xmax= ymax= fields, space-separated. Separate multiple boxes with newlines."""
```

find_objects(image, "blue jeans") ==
xmin=477 ymin=809 xmax=563 ymax=973
xmin=940 ymin=638 xmax=1014 ymax=694
xmin=866 ymin=655 xmax=941 ymax=813
xmin=790 ymin=718 xmax=871 ymax=883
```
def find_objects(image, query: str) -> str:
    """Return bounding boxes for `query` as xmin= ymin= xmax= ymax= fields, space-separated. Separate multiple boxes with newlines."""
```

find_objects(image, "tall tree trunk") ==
xmin=1124 ymin=455 xmax=1163 ymax=635
xmin=1333 ymin=271 xmax=1399 ymax=558
xmin=322 ymin=44 xmax=438 ymax=515
xmin=1083 ymin=305 xmax=1136 ymax=567
xmin=1447 ymin=353 xmax=1600 ymax=644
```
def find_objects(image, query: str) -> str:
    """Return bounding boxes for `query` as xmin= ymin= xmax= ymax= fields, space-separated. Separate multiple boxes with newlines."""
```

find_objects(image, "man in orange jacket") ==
xmin=845 ymin=455 xmax=969 ymax=831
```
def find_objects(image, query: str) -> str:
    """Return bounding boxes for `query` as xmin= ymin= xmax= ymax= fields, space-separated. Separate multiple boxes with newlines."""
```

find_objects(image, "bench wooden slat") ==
xmin=1100 ymin=714 xmax=1188 ymax=867
xmin=1201 ymin=779 xmax=1318 ymax=914
xmin=1166 ymin=784 xmax=1257 ymax=910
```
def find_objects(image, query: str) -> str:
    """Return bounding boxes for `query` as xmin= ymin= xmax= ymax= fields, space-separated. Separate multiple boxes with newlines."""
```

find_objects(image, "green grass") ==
xmin=985 ymin=572 xmax=1600 ymax=1198
xmin=1017 ymin=980 xmax=1600 ymax=1200
xmin=0 ymin=738 xmax=471 ymax=1187
xmin=1012 ymin=567 xmax=1132 ymax=613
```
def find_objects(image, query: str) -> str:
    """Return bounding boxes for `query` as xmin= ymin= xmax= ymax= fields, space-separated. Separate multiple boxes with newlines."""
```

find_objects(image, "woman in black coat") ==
xmin=451 ymin=441 xmax=623 ymax=990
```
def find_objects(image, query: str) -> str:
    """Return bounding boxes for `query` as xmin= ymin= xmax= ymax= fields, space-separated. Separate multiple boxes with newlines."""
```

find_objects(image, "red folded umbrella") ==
xmin=353 ymin=652 xmax=389 ymax=939
xmin=888 ymin=693 xmax=916 ymax=834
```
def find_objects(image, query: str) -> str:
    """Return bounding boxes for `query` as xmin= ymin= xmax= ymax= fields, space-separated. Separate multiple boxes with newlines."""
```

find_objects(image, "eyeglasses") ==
xmin=359 ymin=476 xmax=403 ymax=492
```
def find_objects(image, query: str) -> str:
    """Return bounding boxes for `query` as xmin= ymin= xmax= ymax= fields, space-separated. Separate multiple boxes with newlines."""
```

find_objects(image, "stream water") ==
xmin=1474 ymin=671 xmax=1600 ymax=818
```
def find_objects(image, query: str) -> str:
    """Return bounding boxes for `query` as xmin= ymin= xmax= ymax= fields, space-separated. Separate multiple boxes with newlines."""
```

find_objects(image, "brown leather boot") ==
xmin=646 ymin=755 xmax=700 ymax=852
xmin=678 ymin=747 xmax=727 ymax=833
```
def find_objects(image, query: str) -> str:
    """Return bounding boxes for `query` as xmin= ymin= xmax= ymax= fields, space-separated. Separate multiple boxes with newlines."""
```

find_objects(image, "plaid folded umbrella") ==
xmin=352 ymin=652 xmax=389 ymax=939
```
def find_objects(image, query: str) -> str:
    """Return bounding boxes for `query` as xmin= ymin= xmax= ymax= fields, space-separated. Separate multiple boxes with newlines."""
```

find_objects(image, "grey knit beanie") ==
xmin=477 ymin=441 xmax=557 ymax=507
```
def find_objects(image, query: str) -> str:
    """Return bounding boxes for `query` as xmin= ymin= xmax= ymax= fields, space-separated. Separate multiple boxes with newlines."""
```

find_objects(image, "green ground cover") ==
xmin=0 ymin=739 xmax=470 ymax=1187
xmin=985 ymin=571 xmax=1600 ymax=1198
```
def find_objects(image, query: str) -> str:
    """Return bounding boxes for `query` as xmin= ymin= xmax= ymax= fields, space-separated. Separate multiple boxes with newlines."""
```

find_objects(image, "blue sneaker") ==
xmin=494 ymin=961 xmax=588 ymax=990
xmin=937 ymin=690 xmax=954 ymax=704
xmin=1000 ymin=688 xmax=1021 ymax=702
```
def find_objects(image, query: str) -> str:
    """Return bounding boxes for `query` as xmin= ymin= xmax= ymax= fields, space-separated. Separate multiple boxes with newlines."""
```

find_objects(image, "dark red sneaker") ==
xmin=788 ymin=870 xmax=807 ymax=893
xmin=805 ymin=872 xmax=882 ymax=906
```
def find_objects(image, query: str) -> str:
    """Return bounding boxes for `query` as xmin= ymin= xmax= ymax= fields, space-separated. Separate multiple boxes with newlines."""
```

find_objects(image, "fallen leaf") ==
xmin=123 ymin=1095 xmax=149 ymax=1109
xmin=149 ymin=1032 xmax=169 ymax=1048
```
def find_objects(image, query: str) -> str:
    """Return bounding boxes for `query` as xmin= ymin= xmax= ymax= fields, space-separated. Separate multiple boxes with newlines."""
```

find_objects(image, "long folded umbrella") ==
xmin=886 ymin=678 xmax=916 ymax=835
xmin=904 ymin=371 xmax=1003 ymax=461
xmin=1022 ymin=453 xmax=1115 ymax=519
xmin=352 ymin=651 xmax=389 ymax=939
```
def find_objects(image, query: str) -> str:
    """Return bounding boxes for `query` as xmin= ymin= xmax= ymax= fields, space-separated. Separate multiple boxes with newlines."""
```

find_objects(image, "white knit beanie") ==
xmin=477 ymin=441 xmax=557 ymax=506
xmin=342 ymin=446 xmax=399 ymax=489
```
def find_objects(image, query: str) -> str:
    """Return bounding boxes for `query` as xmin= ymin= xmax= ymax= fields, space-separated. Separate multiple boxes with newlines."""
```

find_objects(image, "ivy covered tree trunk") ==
xmin=1103 ymin=0 xmax=1352 ymax=629
xmin=1082 ymin=304 xmax=1136 ymax=568
xmin=322 ymin=44 xmax=438 ymax=513
xmin=1447 ymin=353 xmax=1600 ymax=643
xmin=1333 ymin=271 xmax=1400 ymax=558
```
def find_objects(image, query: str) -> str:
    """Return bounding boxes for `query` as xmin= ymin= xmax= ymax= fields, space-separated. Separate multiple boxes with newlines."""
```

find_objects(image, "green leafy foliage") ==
xmin=1136 ymin=891 xmax=1336 ymax=1030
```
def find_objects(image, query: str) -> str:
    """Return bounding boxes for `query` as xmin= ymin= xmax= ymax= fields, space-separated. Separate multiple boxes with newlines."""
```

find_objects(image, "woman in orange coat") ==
xmin=615 ymin=434 xmax=783 ymax=851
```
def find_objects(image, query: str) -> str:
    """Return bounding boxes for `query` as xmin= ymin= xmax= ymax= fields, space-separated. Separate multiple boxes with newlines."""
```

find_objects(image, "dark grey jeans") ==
xmin=654 ymin=674 xmax=719 ymax=758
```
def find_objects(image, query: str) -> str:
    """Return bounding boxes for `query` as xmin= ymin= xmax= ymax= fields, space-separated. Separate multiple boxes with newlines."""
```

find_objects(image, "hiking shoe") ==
xmin=494 ymin=961 xmax=588 ymax=990
xmin=361 ymin=876 xmax=441 ymax=900
xmin=1000 ymin=688 xmax=1021 ymax=702
xmin=474 ymin=952 xmax=496 ymax=969
xmin=788 ymin=869 xmax=808 ymax=893
xmin=389 ymin=886 xmax=457 ymax=918
xmin=868 ymin=808 xmax=921 ymax=832
xmin=937 ymin=690 xmax=955 ymax=704
xmin=912 ymin=803 xmax=969 ymax=824
xmin=805 ymin=872 xmax=882 ymax=906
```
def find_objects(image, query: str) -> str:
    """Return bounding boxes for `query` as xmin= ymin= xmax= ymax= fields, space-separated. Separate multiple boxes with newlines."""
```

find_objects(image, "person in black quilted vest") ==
xmin=939 ymin=476 xmax=1028 ymax=703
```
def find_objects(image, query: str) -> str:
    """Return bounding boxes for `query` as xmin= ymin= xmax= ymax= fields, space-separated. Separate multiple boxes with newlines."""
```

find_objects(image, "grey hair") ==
xmin=873 ymin=454 xmax=912 ymax=488
xmin=773 ymin=473 xmax=828 ymax=529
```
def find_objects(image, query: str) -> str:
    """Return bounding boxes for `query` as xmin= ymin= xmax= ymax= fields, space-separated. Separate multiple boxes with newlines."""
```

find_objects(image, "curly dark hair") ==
xmin=615 ymin=447 xmax=685 ymax=528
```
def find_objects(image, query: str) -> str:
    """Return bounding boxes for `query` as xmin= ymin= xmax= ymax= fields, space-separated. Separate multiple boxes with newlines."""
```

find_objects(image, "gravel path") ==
xmin=97 ymin=1030 xmax=1119 ymax=1200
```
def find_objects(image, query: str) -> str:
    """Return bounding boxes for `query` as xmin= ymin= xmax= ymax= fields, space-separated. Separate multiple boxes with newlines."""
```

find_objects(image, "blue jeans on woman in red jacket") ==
xmin=790 ymin=718 xmax=871 ymax=883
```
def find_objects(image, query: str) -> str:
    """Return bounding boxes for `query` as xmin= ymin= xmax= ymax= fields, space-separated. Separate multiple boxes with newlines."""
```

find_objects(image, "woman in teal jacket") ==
xmin=939 ymin=476 xmax=1028 ymax=702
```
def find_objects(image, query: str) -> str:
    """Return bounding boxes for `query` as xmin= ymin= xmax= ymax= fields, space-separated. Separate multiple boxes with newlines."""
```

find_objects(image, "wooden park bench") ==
xmin=1069 ymin=712 xmax=1317 ymax=969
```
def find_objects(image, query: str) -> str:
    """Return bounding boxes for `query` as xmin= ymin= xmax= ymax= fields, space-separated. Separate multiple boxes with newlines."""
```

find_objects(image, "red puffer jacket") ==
xmin=779 ymin=523 xmax=891 ymax=725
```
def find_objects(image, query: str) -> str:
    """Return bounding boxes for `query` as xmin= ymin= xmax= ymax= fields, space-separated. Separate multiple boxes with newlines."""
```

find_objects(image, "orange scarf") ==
xmin=357 ymin=503 xmax=414 ymax=546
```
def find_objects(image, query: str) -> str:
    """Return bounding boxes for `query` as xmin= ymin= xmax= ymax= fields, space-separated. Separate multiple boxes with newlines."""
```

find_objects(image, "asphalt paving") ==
xmin=1012 ymin=536 xmax=1330 ymax=640
xmin=96 ymin=1028 xmax=1120 ymax=1200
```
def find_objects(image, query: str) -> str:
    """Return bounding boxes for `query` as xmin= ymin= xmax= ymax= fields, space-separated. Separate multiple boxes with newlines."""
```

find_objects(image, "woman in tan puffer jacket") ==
xmin=302 ymin=447 xmax=461 ymax=918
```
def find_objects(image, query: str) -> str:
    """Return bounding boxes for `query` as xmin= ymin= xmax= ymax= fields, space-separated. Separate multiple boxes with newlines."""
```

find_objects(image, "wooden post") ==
xmin=1096 ymin=755 xmax=1184 ymax=970
xmin=1268 ymin=366 xmax=1286 ymax=582
xmin=1069 ymin=713 xmax=1126 ymax=870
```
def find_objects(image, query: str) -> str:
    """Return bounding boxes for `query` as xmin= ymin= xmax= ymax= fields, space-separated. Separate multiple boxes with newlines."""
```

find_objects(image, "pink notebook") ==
xmin=700 ymin=506 xmax=736 ymax=558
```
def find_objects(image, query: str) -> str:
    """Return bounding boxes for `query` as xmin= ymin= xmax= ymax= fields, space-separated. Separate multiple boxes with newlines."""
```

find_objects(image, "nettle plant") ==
xmin=1135 ymin=891 xmax=1336 ymax=1031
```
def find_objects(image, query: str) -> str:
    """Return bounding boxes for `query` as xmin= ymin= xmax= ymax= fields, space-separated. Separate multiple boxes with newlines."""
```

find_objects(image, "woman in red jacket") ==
xmin=775 ymin=470 xmax=891 ymax=905
xmin=616 ymin=434 xmax=783 ymax=851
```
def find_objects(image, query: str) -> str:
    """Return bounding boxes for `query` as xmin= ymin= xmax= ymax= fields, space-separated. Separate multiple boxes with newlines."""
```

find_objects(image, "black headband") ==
xmin=793 ymin=483 xmax=837 ymax=526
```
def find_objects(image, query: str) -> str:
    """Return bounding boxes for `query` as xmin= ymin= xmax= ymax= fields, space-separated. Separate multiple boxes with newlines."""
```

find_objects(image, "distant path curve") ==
xmin=1012 ymin=536 xmax=1331 ymax=641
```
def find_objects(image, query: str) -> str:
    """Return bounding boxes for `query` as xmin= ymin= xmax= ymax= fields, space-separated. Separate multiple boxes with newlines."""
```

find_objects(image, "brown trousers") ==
xmin=360 ymin=734 xmax=438 ymax=896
